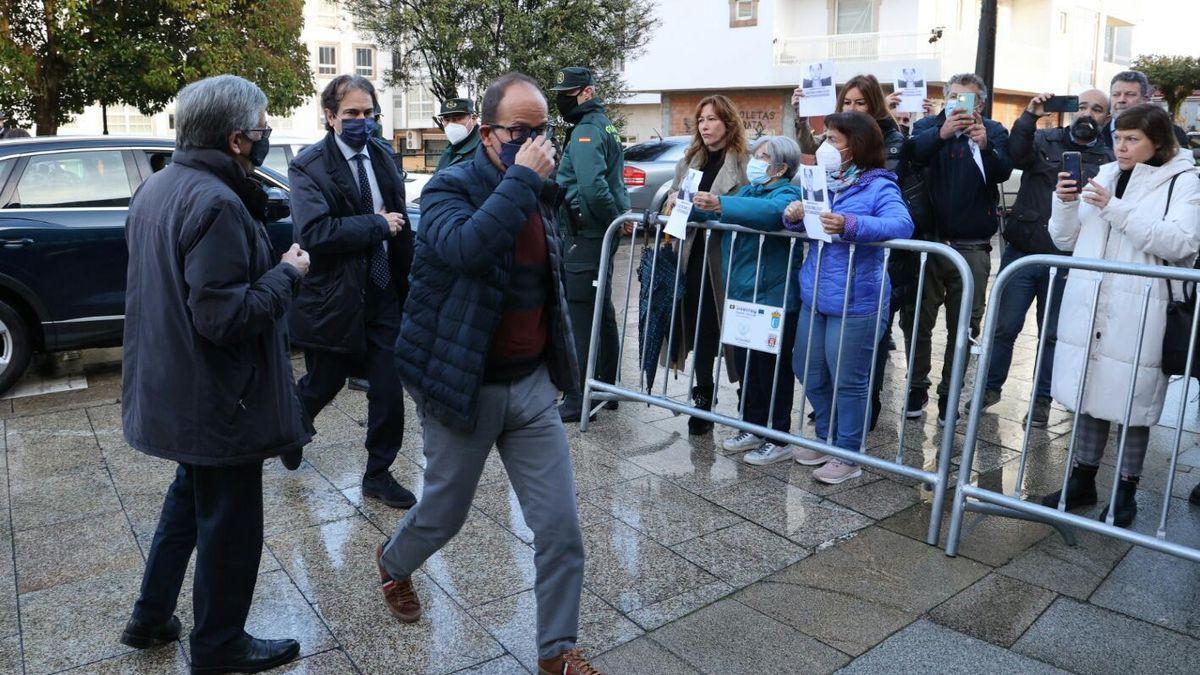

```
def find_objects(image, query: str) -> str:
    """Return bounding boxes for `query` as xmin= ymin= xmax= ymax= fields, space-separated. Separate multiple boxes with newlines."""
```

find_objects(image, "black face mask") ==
xmin=556 ymin=93 xmax=580 ymax=119
xmin=1071 ymin=116 xmax=1099 ymax=143
xmin=242 ymin=134 xmax=270 ymax=167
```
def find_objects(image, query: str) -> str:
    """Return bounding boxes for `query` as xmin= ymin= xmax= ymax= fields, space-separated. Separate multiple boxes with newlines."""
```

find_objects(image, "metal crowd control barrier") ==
xmin=579 ymin=212 xmax=976 ymax=545
xmin=946 ymin=253 xmax=1200 ymax=564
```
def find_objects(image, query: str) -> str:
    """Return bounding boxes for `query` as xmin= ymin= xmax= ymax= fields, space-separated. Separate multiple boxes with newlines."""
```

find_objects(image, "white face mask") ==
xmin=815 ymin=141 xmax=846 ymax=175
xmin=444 ymin=122 xmax=470 ymax=145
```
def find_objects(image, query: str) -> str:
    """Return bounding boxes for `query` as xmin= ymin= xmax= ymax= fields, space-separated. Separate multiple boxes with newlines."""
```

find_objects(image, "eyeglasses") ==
xmin=241 ymin=127 xmax=273 ymax=141
xmin=487 ymin=123 xmax=556 ymax=144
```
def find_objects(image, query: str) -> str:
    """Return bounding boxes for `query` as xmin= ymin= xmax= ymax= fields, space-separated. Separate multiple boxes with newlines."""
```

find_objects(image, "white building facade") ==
xmin=616 ymin=0 xmax=1137 ymax=140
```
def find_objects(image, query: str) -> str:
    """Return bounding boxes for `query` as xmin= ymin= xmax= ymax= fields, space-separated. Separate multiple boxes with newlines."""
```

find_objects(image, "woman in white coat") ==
xmin=1042 ymin=104 xmax=1200 ymax=527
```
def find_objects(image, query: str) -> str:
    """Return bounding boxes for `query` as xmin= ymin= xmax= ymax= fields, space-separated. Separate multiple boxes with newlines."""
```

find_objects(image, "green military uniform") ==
xmin=434 ymin=97 xmax=481 ymax=173
xmin=552 ymin=67 xmax=630 ymax=419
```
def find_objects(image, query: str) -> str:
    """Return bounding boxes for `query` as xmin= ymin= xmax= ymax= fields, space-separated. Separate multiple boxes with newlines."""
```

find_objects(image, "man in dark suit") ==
xmin=287 ymin=74 xmax=416 ymax=508
xmin=119 ymin=74 xmax=309 ymax=672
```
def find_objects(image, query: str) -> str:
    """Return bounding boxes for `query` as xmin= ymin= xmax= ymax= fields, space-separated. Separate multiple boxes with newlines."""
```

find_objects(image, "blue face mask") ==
xmin=338 ymin=117 xmax=377 ymax=150
xmin=496 ymin=138 xmax=523 ymax=167
xmin=746 ymin=157 xmax=771 ymax=185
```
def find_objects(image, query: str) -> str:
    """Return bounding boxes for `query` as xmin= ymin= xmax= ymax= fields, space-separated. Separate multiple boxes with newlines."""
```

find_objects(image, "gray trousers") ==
xmin=1073 ymin=413 xmax=1150 ymax=479
xmin=907 ymin=244 xmax=992 ymax=399
xmin=381 ymin=365 xmax=584 ymax=660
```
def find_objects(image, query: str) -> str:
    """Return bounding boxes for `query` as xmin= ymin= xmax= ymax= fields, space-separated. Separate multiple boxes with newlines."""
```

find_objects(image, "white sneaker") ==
xmin=812 ymin=459 xmax=864 ymax=485
xmin=743 ymin=441 xmax=792 ymax=465
xmin=792 ymin=446 xmax=830 ymax=466
xmin=722 ymin=431 xmax=762 ymax=452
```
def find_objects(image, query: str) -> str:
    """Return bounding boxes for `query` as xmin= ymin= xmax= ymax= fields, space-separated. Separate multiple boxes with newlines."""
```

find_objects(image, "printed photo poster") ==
xmin=798 ymin=60 xmax=837 ymax=117
xmin=894 ymin=65 xmax=927 ymax=113
xmin=798 ymin=165 xmax=832 ymax=243
xmin=665 ymin=168 xmax=703 ymax=239
xmin=720 ymin=299 xmax=786 ymax=355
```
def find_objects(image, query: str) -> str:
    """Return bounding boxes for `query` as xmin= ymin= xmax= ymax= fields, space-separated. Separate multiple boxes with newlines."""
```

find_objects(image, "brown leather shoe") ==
xmin=376 ymin=543 xmax=421 ymax=623
xmin=538 ymin=647 xmax=604 ymax=675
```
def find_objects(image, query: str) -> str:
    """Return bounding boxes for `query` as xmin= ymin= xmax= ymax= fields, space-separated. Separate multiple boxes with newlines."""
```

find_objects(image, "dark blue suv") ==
xmin=0 ymin=135 xmax=419 ymax=395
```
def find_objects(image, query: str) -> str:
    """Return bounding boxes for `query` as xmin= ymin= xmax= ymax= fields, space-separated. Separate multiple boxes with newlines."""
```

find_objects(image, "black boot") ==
xmin=1190 ymin=482 xmax=1200 ymax=506
xmin=1100 ymin=476 xmax=1139 ymax=528
xmin=688 ymin=385 xmax=714 ymax=435
xmin=1040 ymin=464 xmax=1099 ymax=510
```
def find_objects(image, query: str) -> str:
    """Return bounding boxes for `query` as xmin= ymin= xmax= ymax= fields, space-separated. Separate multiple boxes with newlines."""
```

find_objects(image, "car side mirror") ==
xmin=264 ymin=186 xmax=290 ymax=222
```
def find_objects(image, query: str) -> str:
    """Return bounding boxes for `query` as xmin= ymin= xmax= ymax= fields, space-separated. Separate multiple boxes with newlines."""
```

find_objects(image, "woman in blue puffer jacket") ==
xmin=783 ymin=112 xmax=914 ymax=484
xmin=691 ymin=136 xmax=803 ymax=466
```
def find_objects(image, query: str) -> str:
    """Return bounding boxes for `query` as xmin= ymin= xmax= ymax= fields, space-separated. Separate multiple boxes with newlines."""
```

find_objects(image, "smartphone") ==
xmin=1044 ymin=95 xmax=1080 ymax=114
xmin=953 ymin=92 xmax=976 ymax=115
xmin=1061 ymin=151 xmax=1083 ymax=193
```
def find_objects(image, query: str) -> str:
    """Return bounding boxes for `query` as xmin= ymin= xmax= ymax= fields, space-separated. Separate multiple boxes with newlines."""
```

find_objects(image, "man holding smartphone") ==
xmin=979 ymin=89 xmax=1113 ymax=426
xmin=904 ymin=73 xmax=1013 ymax=425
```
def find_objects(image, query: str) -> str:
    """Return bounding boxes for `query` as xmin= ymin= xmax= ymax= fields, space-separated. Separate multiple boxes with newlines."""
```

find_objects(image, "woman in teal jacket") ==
xmin=692 ymin=136 xmax=804 ymax=466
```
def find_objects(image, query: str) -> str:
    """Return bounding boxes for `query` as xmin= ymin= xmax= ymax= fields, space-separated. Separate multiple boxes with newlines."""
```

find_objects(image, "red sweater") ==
xmin=485 ymin=209 xmax=550 ymax=382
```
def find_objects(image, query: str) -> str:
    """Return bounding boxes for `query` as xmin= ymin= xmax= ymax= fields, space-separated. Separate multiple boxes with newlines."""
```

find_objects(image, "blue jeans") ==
xmin=793 ymin=304 xmax=886 ymax=460
xmin=983 ymin=245 xmax=1066 ymax=398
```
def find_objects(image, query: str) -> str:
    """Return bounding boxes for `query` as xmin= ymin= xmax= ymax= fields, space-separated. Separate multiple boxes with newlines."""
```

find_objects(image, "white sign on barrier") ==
xmin=720 ymin=299 xmax=785 ymax=355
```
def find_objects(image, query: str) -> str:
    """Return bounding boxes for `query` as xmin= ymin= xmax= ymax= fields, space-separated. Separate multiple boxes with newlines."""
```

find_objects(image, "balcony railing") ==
xmin=774 ymin=31 xmax=943 ymax=66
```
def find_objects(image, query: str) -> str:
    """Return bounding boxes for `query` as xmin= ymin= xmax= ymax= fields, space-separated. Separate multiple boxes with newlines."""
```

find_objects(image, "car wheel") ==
xmin=0 ymin=300 xmax=32 ymax=396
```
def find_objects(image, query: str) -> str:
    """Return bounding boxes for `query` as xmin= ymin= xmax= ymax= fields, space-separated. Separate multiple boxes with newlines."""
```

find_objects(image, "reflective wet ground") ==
xmin=4 ymin=243 xmax=1200 ymax=673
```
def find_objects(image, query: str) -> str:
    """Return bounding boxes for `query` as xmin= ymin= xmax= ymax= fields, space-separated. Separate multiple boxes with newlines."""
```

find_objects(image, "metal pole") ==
xmin=1012 ymin=266 xmax=1059 ymax=495
xmin=580 ymin=218 xmax=627 ymax=432
xmin=797 ymin=241 xmax=825 ymax=429
xmin=711 ymin=231 xmax=739 ymax=407
xmin=896 ymin=251 xmax=929 ymax=463
xmin=685 ymin=229 xmax=714 ymax=399
xmin=767 ymin=239 xmax=798 ymax=431
xmin=826 ymin=245 xmax=858 ymax=446
xmin=1105 ymin=282 xmax=1153 ymax=526
xmin=1160 ymin=289 xmax=1200 ymax=538
xmin=1056 ymin=277 xmax=1103 ymax=511
xmin=860 ymin=248 xmax=891 ymax=451
xmin=738 ymin=235 xmax=767 ymax=421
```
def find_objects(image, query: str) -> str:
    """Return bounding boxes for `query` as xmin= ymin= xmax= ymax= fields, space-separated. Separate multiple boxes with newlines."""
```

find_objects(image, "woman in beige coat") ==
xmin=664 ymin=95 xmax=749 ymax=434
xmin=1041 ymin=104 xmax=1200 ymax=527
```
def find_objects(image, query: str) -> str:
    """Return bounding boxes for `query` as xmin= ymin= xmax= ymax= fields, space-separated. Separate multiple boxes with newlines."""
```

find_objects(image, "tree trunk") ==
xmin=33 ymin=95 xmax=58 ymax=136
xmin=102 ymin=102 xmax=109 ymax=135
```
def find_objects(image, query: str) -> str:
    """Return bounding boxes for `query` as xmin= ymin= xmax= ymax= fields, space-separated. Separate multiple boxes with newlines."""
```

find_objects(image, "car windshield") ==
xmin=624 ymin=139 xmax=686 ymax=163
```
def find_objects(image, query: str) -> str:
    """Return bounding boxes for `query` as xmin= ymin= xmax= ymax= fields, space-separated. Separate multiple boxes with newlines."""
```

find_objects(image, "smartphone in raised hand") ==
xmin=1044 ymin=95 xmax=1080 ymax=114
xmin=1061 ymin=151 xmax=1083 ymax=193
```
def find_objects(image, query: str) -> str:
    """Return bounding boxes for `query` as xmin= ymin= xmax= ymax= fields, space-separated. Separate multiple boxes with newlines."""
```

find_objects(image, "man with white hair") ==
xmin=118 ymin=74 xmax=311 ymax=673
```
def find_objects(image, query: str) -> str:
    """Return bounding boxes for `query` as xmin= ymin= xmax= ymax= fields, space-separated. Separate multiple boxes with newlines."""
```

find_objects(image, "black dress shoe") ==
xmin=347 ymin=377 xmax=371 ymax=392
xmin=191 ymin=636 xmax=300 ymax=674
xmin=557 ymin=401 xmax=595 ymax=424
xmin=362 ymin=473 xmax=417 ymax=509
xmin=120 ymin=615 xmax=181 ymax=649
xmin=280 ymin=450 xmax=303 ymax=471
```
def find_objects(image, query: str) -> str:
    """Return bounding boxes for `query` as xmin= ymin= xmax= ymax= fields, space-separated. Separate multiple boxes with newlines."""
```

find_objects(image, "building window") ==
xmin=355 ymin=46 xmax=376 ymax=78
xmin=318 ymin=45 xmax=338 ymax=76
xmin=316 ymin=0 xmax=339 ymax=28
xmin=109 ymin=105 xmax=152 ymax=134
xmin=728 ymin=0 xmax=757 ymax=27
xmin=1105 ymin=22 xmax=1132 ymax=65
xmin=405 ymin=84 xmax=435 ymax=128
xmin=835 ymin=0 xmax=877 ymax=34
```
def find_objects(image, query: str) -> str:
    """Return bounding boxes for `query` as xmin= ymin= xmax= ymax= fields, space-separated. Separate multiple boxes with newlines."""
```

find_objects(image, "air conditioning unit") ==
xmin=405 ymin=130 xmax=423 ymax=150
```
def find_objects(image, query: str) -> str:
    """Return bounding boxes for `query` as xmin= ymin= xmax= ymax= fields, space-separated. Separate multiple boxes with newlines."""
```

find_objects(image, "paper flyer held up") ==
xmin=797 ymin=60 xmax=837 ymax=117
xmin=665 ymin=168 xmax=702 ymax=239
xmin=720 ymin=299 xmax=786 ymax=355
xmin=798 ymin=165 xmax=832 ymax=243
xmin=894 ymin=66 xmax=927 ymax=113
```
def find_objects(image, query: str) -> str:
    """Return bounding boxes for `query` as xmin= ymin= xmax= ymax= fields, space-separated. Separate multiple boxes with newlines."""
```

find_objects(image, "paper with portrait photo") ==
xmin=798 ymin=165 xmax=832 ymax=243
xmin=894 ymin=65 xmax=927 ymax=113
xmin=798 ymin=60 xmax=837 ymax=117
xmin=665 ymin=168 xmax=702 ymax=239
